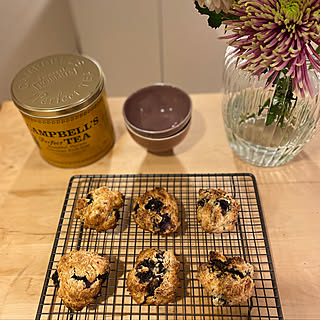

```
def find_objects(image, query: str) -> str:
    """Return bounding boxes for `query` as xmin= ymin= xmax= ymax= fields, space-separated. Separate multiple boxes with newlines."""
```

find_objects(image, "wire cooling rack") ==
xmin=35 ymin=173 xmax=283 ymax=320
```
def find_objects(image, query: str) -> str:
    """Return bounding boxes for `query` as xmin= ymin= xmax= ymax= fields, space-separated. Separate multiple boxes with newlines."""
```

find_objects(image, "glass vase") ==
xmin=222 ymin=47 xmax=320 ymax=167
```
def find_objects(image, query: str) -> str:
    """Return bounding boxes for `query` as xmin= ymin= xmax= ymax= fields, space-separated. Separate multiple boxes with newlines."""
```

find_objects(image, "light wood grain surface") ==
xmin=0 ymin=94 xmax=319 ymax=320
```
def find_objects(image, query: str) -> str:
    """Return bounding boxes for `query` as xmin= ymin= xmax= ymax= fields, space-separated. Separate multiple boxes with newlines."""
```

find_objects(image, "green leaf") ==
xmin=208 ymin=12 xmax=226 ymax=29
xmin=194 ymin=1 xmax=223 ymax=28
xmin=194 ymin=1 xmax=239 ymax=29
xmin=265 ymin=104 xmax=279 ymax=126
xmin=239 ymin=112 xmax=256 ymax=125
xmin=258 ymin=98 xmax=270 ymax=116
xmin=262 ymin=68 xmax=298 ymax=127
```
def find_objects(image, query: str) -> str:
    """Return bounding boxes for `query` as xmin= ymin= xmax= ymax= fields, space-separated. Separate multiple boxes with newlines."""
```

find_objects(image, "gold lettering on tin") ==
xmin=32 ymin=67 xmax=77 ymax=90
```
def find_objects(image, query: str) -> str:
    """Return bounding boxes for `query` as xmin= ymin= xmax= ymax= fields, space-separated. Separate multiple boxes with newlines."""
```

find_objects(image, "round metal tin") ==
xmin=11 ymin=54 xmax=104 ymax=118
xmin=10 ymin=54 xmax=114 ymax=168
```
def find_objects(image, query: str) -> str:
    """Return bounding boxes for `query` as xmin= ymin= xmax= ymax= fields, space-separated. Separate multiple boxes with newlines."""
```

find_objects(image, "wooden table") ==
xmin=1 ymin=94 xmax=319 ymax=320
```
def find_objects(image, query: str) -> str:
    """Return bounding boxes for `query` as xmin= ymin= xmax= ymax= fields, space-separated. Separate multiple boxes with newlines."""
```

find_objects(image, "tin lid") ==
xmin=11 ymin=54 xmax=104 ymax=118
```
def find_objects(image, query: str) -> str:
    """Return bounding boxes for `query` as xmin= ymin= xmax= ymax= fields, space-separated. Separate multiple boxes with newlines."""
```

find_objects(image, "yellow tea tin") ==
xmin=11 ymin=54 xmax=114 ymax=168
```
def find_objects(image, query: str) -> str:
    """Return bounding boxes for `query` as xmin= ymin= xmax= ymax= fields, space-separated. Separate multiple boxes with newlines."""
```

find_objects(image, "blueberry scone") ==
xmin=75 ymin=186 xmax=124 ymax=232
xmin=198 ymin=251 xmax=254 ymax=305
xmin=132 ymin=188 xmax=180 ymax=234
xmin=126 ymin=248 xmax=180 ymax=305
xmin=51 ymin=250 xmax=110 ymax=311
xmin=196 ymin=188 xmax=240 ymax=233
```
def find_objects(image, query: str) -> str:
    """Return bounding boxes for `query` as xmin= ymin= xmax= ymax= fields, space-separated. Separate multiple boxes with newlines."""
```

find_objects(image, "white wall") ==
xmin=0 ymin=0 xmax=226 ymax=102
xmin=161 ymin=0 xmax=227 ymax=95
xmin=0 ymin=0 xmax=79 ymax=102
xmin=68 ymin=0 xmax=162 ymax=98
xmin=69 ymin=0 xmax=227 ymax=97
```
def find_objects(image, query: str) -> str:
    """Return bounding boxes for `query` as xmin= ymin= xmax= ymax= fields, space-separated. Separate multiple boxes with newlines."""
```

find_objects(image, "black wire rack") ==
xmin=35 ymin=173 xmax=283 ymax=320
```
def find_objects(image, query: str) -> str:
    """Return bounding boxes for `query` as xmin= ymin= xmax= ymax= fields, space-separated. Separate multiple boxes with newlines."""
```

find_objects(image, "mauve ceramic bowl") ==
xmin=123 ymin=83 xmax=192 ymax=138
xmin=125 ymin=118 xmax=191 ymax=153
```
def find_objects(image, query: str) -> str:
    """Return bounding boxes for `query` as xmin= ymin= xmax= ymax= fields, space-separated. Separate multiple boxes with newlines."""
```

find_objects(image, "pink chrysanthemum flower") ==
xmin=222 ymin=0 xmax=320 ymax=97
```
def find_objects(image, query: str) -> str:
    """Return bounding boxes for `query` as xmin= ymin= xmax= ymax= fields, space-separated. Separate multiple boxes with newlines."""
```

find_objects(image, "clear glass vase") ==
xmin=222 ymin=47 xmax=320 ymax=167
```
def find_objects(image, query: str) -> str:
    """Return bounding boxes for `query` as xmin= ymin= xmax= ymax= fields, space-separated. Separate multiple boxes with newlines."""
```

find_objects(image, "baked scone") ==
xmin=126 ymin=248 xmax=180 ymax=305
xmin=132 ymin=188 xmax=180 ymax=234
xmin=51 ymin=250 xmax=110 ymax=311
xmin=196 ymin=188 xmax=240 ymax=233
xmin=75 ymin=186 xmax=124 ymax=232
xmin=198 ymin=251 xmax=254 ymax=305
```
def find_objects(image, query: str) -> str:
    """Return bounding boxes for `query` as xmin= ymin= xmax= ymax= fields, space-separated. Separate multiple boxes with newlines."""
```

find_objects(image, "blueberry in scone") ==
xmin=126 ymin=248 xmax=180 ymax=305
xmin=196 ymin=188 xmax=240 ymax=233
xmin=198 ymin=251 xmax=254 ymax=306
xmin=132 ymin=188 xmax=180 ymax=234
xmin=51 ymin=250 xmax=110 ymax=311
xmin=75 ymin=186 xmax=124 ymax=232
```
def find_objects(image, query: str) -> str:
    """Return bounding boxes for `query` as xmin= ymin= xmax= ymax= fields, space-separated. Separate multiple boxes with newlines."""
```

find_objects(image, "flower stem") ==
xmin=263 ymin=68 xmax=297 ymax=127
